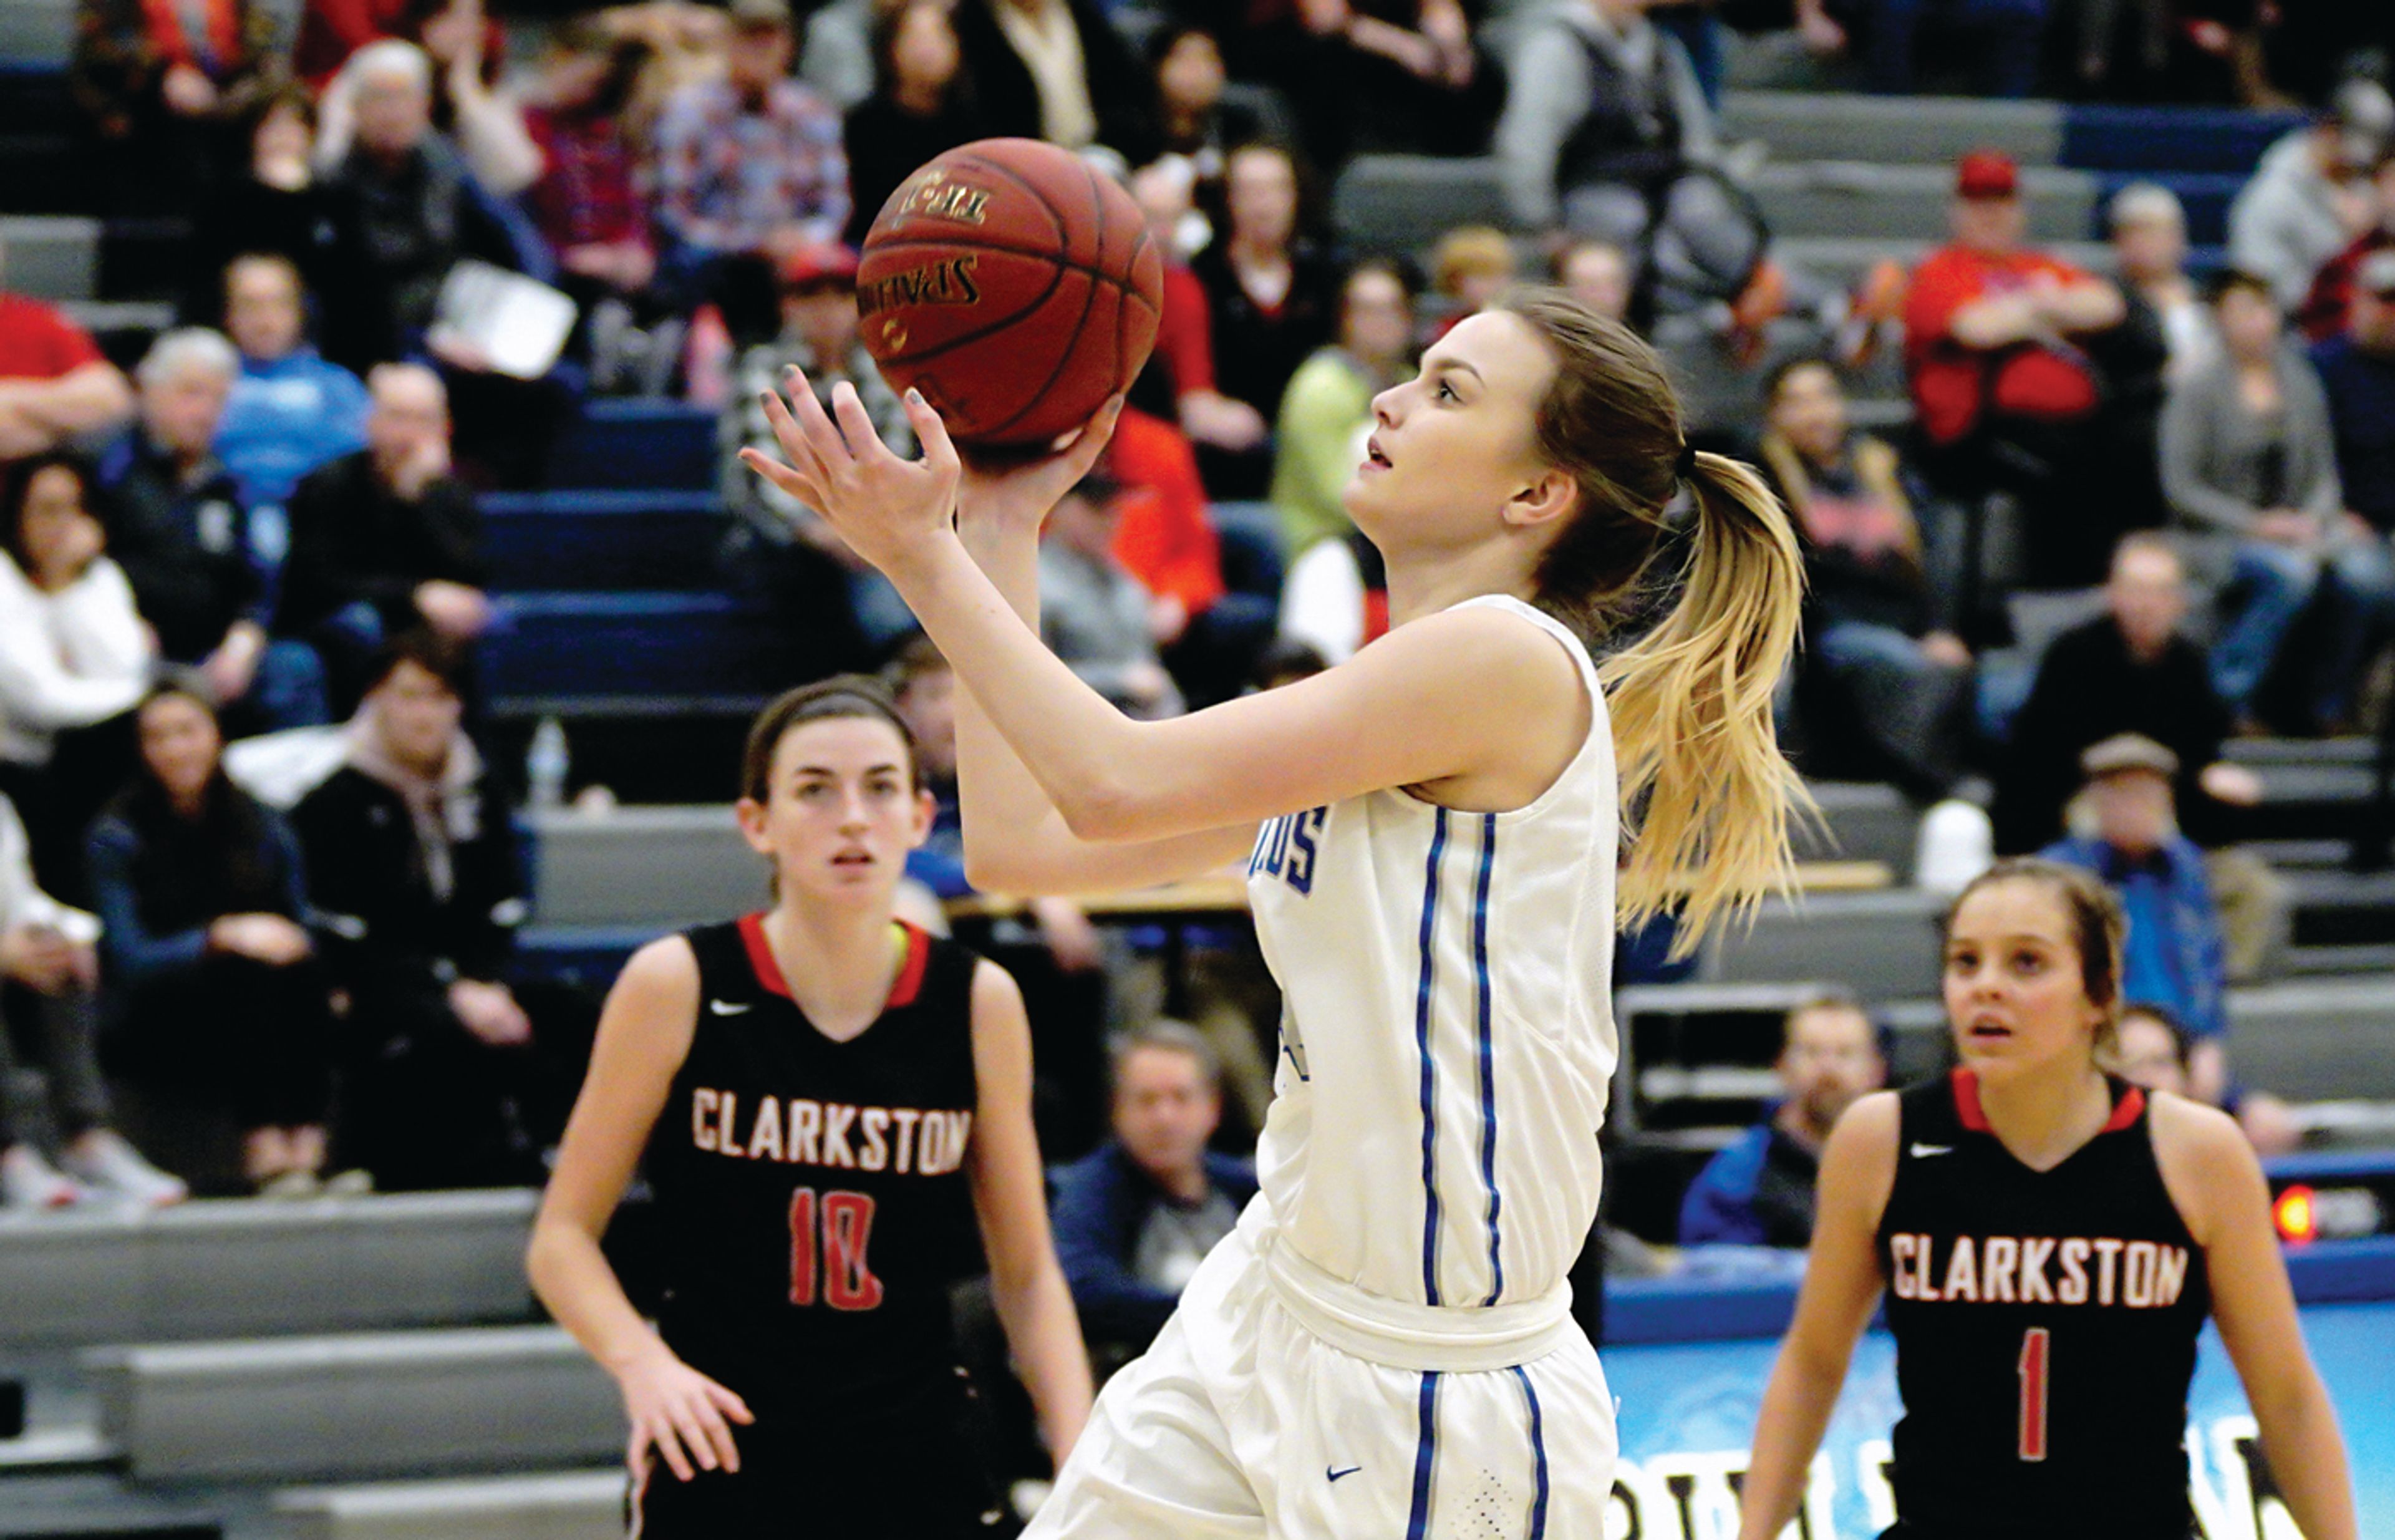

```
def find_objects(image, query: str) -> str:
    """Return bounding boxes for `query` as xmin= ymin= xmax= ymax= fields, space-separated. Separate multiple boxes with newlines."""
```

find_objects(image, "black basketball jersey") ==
xmin=645 ymin=916 xmax=985 ymax=1417
xmin=1875 ymin=1070 xmax=2210 ymax=1540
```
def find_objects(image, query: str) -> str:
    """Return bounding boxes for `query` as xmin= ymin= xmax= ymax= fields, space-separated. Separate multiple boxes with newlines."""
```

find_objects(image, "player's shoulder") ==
xmin=1372 ymin=600 xmax=1588 ymax=707
xmin=2146 ymin=1089 xmax=2256 ymax=1178
xmin=1832 ymin=1089 xmax=1905 ymax=1151
xmin=621 ymin=931 xmax=703 ymax=993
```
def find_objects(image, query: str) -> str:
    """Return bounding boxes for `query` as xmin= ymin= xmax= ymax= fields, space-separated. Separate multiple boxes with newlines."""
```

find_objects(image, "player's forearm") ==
xmin=526 ymin=1219 xmax=674 ymax=1376
xmin=2254 ymin=1373 xmax=2356 ymax=1540
xmin=1734 ymin=1354 xmax=1844 ymax=1540
xmin=951 ymin=516 xmax=1081 ymax=888
xmin=990 ymin=1260 xmax=1095 ymax=1464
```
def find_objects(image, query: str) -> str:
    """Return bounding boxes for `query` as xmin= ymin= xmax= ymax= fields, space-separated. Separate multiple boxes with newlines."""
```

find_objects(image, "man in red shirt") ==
xmin=0 ymin=268 xmax=135 ymax=460
xmin=1904 ymin=150 xmax=2124 ymax=588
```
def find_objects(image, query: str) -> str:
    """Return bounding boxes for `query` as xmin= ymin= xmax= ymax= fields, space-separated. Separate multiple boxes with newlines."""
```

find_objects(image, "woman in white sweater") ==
xmin=0 ymin=453 xmax=156 ymax=895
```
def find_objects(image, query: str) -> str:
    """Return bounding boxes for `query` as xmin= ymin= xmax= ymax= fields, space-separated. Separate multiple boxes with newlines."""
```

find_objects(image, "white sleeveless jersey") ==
xmin=1244 ymin=594 xmax=1618 ymax=1311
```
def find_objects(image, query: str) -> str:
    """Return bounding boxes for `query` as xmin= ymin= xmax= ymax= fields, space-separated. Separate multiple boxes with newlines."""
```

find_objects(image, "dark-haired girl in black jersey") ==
xmin=528 ymin=679 xmax=1092 ymax=1538
xmin=1737 ymin=857 xmax=2354 ymax=1540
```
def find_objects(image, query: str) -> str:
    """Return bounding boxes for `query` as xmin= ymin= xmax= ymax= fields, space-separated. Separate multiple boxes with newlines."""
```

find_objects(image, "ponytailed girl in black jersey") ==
xmin=1738 ymin=858 xmax=2353 ymax=1540
xmin=528 ymin=680 xmax=1092 ymax=1538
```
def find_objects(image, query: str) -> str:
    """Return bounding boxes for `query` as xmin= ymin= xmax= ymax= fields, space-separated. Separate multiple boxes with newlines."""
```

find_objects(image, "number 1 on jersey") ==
xmin=788 ymin=1187 xmax=884 ymax=1310
xmin=2017 ymin=1326 xmax=2051 ymax=1462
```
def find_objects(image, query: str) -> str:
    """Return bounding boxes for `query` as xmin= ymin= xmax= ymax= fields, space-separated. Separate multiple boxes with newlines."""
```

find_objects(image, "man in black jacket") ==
xmin=291 ymin=633 xmax=556 ymax=1189
xmin=276 ymin=364 xmax=488 ymax=713
xmin=1993 ymin=533 xmax=2265 ymax=855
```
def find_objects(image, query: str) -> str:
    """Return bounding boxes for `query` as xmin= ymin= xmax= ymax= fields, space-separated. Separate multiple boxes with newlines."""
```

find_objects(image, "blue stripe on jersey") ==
xmin=1473 ymin=813 xmax=1504 ymax=1306
xmin=1406 ymin=1370 xmax=1441 ymax=1540
xmin=1415 ymin=808 xmax=1450 ymax=1306
xmin=1510 ymin=1364 xmax=1549 ymax=1540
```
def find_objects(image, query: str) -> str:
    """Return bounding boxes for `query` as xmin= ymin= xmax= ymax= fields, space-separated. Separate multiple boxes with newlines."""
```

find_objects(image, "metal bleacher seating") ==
xmin=274 ymin=1470 xmax=624 ymax=1540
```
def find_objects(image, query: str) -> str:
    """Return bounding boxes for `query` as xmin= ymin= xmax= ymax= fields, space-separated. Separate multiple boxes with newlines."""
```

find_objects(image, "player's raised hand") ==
xmin=739 ymin=364 xmax=960 ymax=576
xmin=615 ymin=1347 xmax=754 ymax=1481
xmin=956 ymin=394 xmax=1127 ymax=538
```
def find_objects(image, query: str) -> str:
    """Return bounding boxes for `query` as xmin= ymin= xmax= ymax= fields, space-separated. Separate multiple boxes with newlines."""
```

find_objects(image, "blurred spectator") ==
xmin=2297 ymin=149 xmax=2395 ymax=346
xmin=1299 ymin=0 xmax=1502 ymax=163
xmin=1786 ymin=0 xmax=2044 ymax=97
xmin=290 ymin=633 xmax=554 ymax=1189
xmin=2113 ymin=1002 xmax=2298 ymax=1157
xmin=885 ymin=639 xmax=1111 ymax=1157
xmin=2162 ymin=269 xmax=2388 ymax=732
xmin=1106 ymin=407 xmax=1275 ymax=708
xmin=523 ymin=20 xmax=659 ymax=310
xmin=184 ymin=90 xmax=340 ymax=325
xmin=0 ymin=253 xmax=136 ymax=460
xmin=1496 ymin=0 xmax=1767 ymax=318
xmin=951 ymin=0 xmax=1151 ymax=155
xmin=800 ymin=0 xmax=888 ymax=110
xmin=0 ymin=790 xmax=185 ymax=1211
xmin=86 ymin=683 xmax=339 ymax=1195
xmin=1270 ymin=261 xmax=1415 ymax=560
xmin=1993 ymin=535 xmax=2260 ymax=854
xmin=2110 ymin=183 xmax=2212 ymax=385
xmin=1759 ymin=357 xmax=1970 ymax=802
xmin=721 ymin=241 xmax=916 ymax=676
xmin=412 ymin=0 xmax=542 ymax=198
xmin=0 ymin=455 xmax=153 ymax=897
xmin=277 ymin=364 xmax=489 ymax=710
xmin=1128 ymin=159 xmax=1269 ymax=457
xmin=215 ymin=254 xmax=374 ymax=512
xmin=1042 ymin=471 xmax=1186 ymax=719
xmin=1188 ymin=143 xmax=1343 ymax=496
xmin=1280 ymin=526 xmax=1388 ymax=665
xmin=100 ymin=329 xmax=327 ymax=734
xmin=840 ymin=0 xmax=990 ymax=248
xmin=316 ymin=41 xmax=554 ymax=371
xmin=1677 ymin=994 xmax=1882 ymax=1249
xmin=1428 ymin=226 xmax=1516 ymax=334
xmin=1253 ymin=636 xmax=1330 ymax=689
xmin=1556 ymin=236 xmax=1634 ymax=323
xmin=1146 ymin=27 xmax=1264 ymax=182
xmin=2311 ymin=248 xmax=2395 ymax=539
xmin=293 ymin=0 xmax=413 ymax=87
xmin=2084 ymin=181 xmax=2197 ymax=537
xmin=2227 ymin=79 xmax=2393 ymax=313
xmin=2044 ymin=735 xmax=2230 ymax=1069
xmin=1904 ymin=150 xmax=2124 ymax=584
xmin=651 ymin=0 xmax=849 ymax=346
xmin=69 ymin=0 xmax=283 ymax=213
xmin=1050 ymin=1021 xmax=1259 ymax=1361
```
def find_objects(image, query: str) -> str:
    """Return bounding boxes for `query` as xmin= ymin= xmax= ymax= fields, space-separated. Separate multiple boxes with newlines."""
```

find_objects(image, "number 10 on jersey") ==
xmin=790 ymin=1188 xmax=884 ymax=1310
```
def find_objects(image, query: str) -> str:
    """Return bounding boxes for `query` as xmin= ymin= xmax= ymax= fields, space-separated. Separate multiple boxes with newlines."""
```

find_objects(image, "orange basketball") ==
xmin=857 ymin=138 xmax=1164 ymax=448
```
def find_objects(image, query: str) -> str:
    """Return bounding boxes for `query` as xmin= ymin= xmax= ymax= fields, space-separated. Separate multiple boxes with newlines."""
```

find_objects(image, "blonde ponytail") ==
xmin=1496 ymin=286 xmax=1811 ymax=955
xmin=1602 ymin=452 xmax=1812 ymax=949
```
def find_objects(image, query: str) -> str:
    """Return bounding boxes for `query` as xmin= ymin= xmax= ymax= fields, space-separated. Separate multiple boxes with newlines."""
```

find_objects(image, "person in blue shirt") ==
xmin=1048 ymin=1020 xmax=1258 ymax=1365
xmin=1678 ymin=992 xmax=1885 ymax=1249
xmin=215 ymin=253 xmax=372 ymax=513
xmin=2043 ymin=733 xmax=2232 ymax=1100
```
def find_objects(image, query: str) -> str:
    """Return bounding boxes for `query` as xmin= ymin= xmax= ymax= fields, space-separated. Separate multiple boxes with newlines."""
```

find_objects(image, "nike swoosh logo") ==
xmin=1910 ymin=1143 xmax=1953 ymax=1157
xmin=1327 ymin=1465 xmax=1362 ymax=1483
xmin=709 ymin=999 xmax=753 ymax=1016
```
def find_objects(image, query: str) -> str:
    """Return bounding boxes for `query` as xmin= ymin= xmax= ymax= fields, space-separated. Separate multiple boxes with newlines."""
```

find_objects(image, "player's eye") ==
xmin=1435 ymin=379 xmax=1458 ymax=402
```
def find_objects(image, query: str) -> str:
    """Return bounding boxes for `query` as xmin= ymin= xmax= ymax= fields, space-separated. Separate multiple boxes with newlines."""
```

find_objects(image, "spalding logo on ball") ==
xmin=858 ymin=138 xmax=1164 ymax=448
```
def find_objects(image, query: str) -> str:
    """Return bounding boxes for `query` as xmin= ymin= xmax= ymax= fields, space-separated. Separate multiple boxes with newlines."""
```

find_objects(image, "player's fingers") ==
xmin=755 ymin=392 xmax=839 ymax=496
xmin=704 ymin=1380 xmax=757 ymax=1425
xmin=902 ymin=389 xmax=960 ymax=478
xmin=666 ymin=1400 xmax=720 ymax=1471
xmin=645 ymin=1418 xmax=696 ymax=1483
xmin=692 ymin=1398 xmax=742 ymax=1475
xmin=738 ymin=443 xmax=827 ymax=508
xmin=828 ymin=380 xmax=892 ymax=462
xmin=1060 ymin=394 xmax=1126 ymax=478
xmin=770 ymin=366 xmax=852 ymax=469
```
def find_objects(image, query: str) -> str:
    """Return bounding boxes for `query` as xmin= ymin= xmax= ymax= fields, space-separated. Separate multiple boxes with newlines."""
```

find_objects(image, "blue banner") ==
xmin=1600 ymin=1302 xmax=2395 ymax=1539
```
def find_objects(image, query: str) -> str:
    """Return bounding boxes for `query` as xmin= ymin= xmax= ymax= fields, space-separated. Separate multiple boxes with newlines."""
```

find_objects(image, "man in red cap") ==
xmin=719 ymin=241 xmax=918 ymax=672
xmin=1904 ymin=149 xmax=2126 ymax=587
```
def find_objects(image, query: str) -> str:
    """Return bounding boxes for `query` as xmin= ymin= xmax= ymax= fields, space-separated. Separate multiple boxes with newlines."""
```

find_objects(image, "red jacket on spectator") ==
xmin=1154 ymin=263 xmax=1217 ymax=399
xmin=293 ymin=0 xmax=413 ymax=86
xmin=0 ymin=294 xmax=106 ymax=380
xmin=1904 ymin=246 xmax=2104 ymax=447
xmin=1106 ymin=407 xmax=1224 ymax=619
xmin=522 ymin=105 xmax=649 ymax=255
xmin=2299 ymin=230 xmax=2395 ymax=344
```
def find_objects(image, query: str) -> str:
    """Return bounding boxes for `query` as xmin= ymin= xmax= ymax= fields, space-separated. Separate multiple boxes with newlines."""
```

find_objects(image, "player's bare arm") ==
xmin=2152 ymin=1093 xmax=2357 ymax=1540
xmin=528 ymin=937 xmax=754 ymax=1483
xmin=965 ymin=960 xmax=1094 ymax=1462
xmin=1736 ymin=1090 xmax=1899 ymax=1540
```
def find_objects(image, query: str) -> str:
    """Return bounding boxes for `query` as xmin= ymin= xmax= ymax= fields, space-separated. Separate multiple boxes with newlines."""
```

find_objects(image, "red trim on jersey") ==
xmin=886 ymin=923 xmax=931 ymax=1009
xmin=738 ymin=912 xmax=793 ymax=999
xmin=1952 ymin=1067 xmax=2146 ymax=1133
xmin=2102 ymin=1085 xmax=2147 ymax=1132
xmin=737 ymin=914 xmax=931 ymax=1009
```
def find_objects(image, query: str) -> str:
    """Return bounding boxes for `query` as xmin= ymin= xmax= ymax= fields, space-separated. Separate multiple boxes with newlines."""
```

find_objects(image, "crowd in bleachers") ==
xmin=2 ymin=0 xmax=2394 ymax=1221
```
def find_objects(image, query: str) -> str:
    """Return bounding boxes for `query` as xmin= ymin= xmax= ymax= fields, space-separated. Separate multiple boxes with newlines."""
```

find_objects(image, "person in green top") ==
xmin=1269 ymin=261 xmax=1417 ymax=559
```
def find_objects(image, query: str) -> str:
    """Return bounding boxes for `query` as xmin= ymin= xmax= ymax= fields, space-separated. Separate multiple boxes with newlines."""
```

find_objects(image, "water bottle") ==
xmin=527 ymin=716 xmax=569 ymax=811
